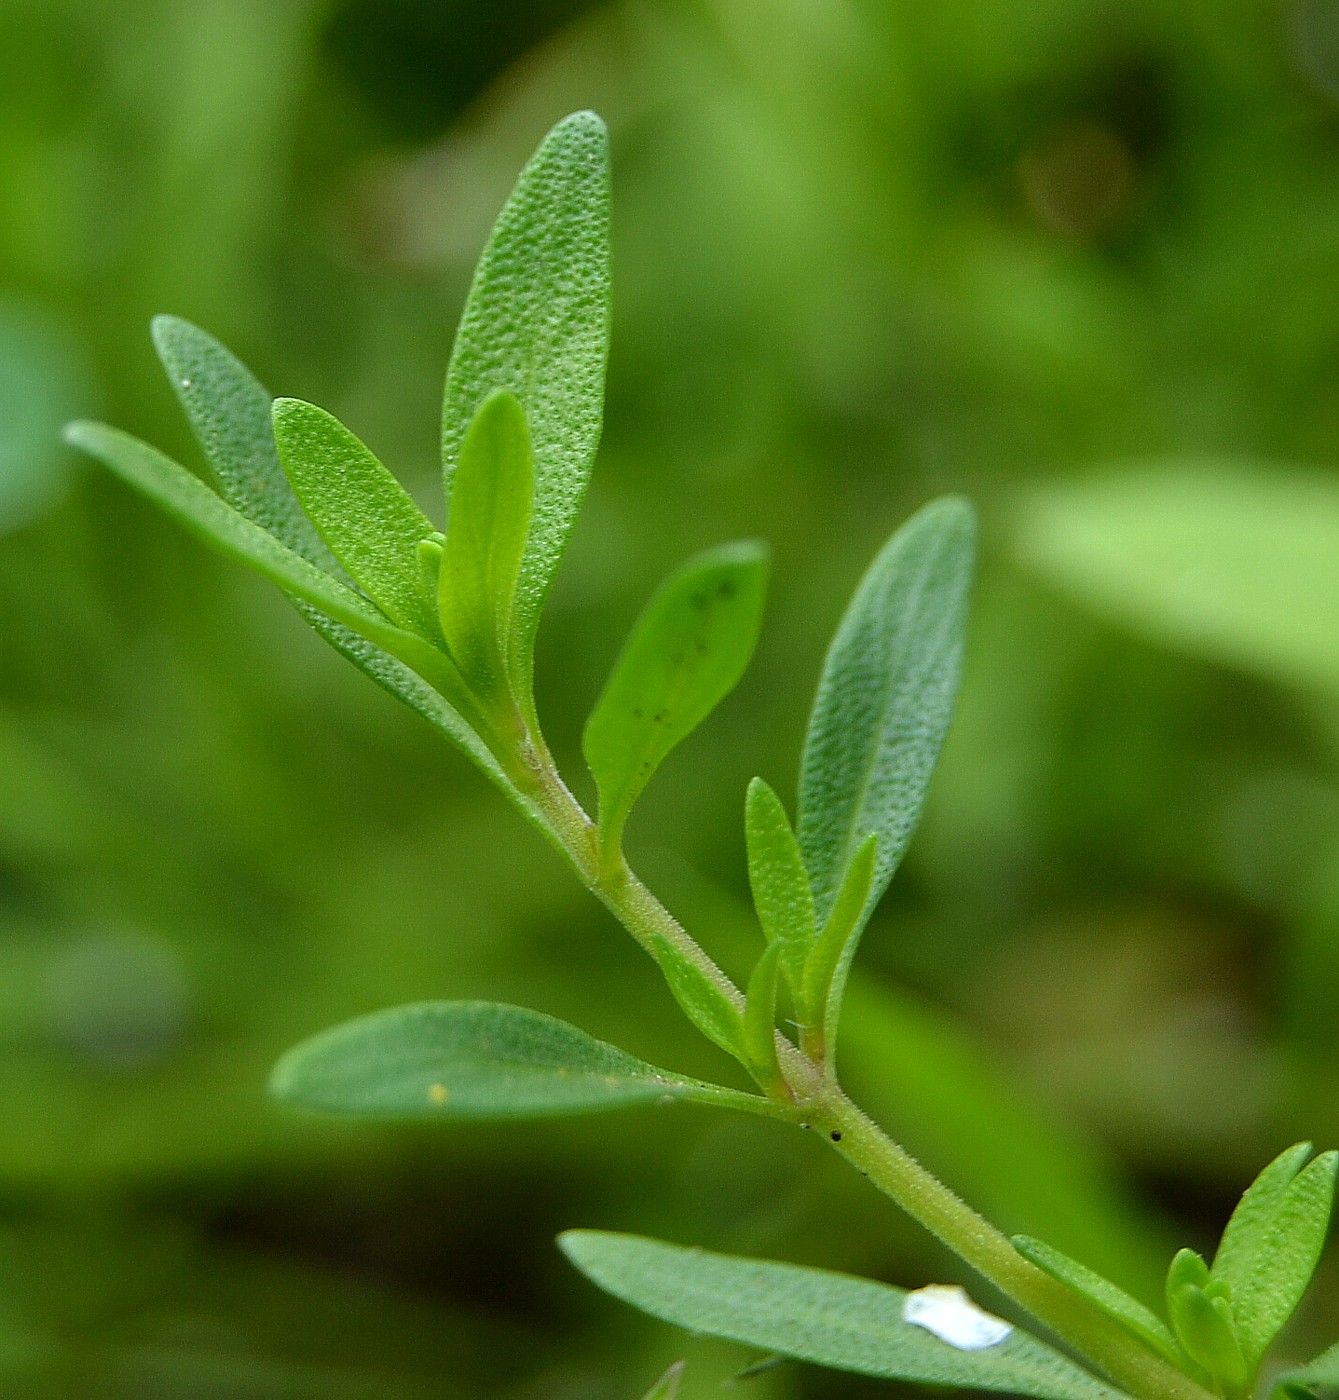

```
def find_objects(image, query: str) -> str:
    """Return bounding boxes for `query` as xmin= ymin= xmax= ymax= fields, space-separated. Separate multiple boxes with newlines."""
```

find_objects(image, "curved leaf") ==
xmin=559 ymin=1232 xmax=1129 ymax=1400
xmin=798 ymin=497 xmax=975 ymax=924
xmin=745 ymin=778 xmax=816 ymax=996
xmin=584 ymin=542 xmax=769 ymax=853
xmin=442 ymin=110 xmax=611 ymax=669
xmin=1212 ymin=1143 xmax=1314 ymax=1297
xmin=270 ymin=1001 xmax=757 ymax=1119
xmin=651 ymin=937 xmax=746 ymax=1065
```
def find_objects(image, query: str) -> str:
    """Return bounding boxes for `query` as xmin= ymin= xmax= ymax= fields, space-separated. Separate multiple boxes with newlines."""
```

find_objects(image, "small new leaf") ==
xmin=584 ymin=542 xmax=769 ymax=857
xmin=652 ymin=937 xmax=746 ymax=1065
xmin=437 ymin=389 xmax=534 ymax=702
xmin=799 ymin=834 xmax=877 ymax=1063
xmin=1011 ymin=1236 xmax=1180 ymax=1365
xmin=742 ymin=941 xmax=785 ymax=1095
xmin=1273 ymin=1340 xmax=1339 ymax=1400
xmin=442 ymin=110 xmax=611 ymax=682
xmin=1167 ymin=1282 xmax=1246 ymax=1395
xmin=269 ymin=1001 xmax=752 ymax=1119
xmin=559 ymin=1232 xmax=1131 ymax=1400
xmin=798 ymin=497 xmax=975 ymax=923
xmin=745 ymin=777 xmax=817 ymax=996
xmin=272 ymin=397 xmax=439 ymax=638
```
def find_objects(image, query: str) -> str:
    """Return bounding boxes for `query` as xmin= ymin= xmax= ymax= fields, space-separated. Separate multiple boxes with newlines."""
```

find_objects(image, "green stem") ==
xmin=518 ymin=762 xmax=1216 ymax=1400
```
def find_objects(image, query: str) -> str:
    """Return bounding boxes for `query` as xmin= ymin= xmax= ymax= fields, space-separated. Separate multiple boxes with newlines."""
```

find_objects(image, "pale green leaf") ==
xmin=270 ymin=1001 xmax=753 ymax=1119
xmin=1274 ymin=1341 xmax=1339 ymax=1399
xmin=798 ymin=497 xmax=975 ymax=925
xmin=652 ymin=937 xmax=746 ymax=1064
xmin=442 ymin=110 xmax=611 ymax=674
xmin=1011 ymin=1237 xmax=1180 ymax=1364
xmin=639 ymin=1361 xmax=685 ymax=1400
xmin=1013 ymin=465 xmax=1339 ymax=697
xmin=584 ymin=542 xmax=769 ymax=852
xmin=799 ymin=834 xmax=877 ymax=1062
xmin=559 ymin=1232 xmax=1130 ymax=1400
xmin=741 ymin=941 xmax=784 ymax=1092
xmin=63 ymin=422 xmax=468 ymax=710
xmin=150 ymin=317 xmax=501 ymax=780
xmin=438 ymin=390 xmax=533 ymax=699
xmin=1212 ymin=1143 xmax=1314 ymax=1297
xmin=1231 ymin=1150 xmax=1336 ymax=1367
xmin=745 ymin=778 xmax=816 ymax=995
xmin=272 ymin=397 xmax=439 ymax=638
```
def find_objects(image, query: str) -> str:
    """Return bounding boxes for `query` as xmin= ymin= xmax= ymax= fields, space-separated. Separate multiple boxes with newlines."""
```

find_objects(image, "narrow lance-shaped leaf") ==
xmin=745 ymin=778 xmax=817 ymax=996
xmin=1229 ymin=1149 xmax=1337 ymax=1368
xmin=273 ymin=397 xmax=440 ymax=639
xmin=437 ymin=390 xmax=533 ymax=702
xmin=639 ymin=1361 xmax=685 ymax=1400
xmin=1274 ymin=1340 xmax=1339 ymax=1399
xmin=799 ymin=834 xmax=877 ymax=1062
xmin=584 ymin=542 xmax=769 ymax=857
xmin=798 ymin=497 xmax=975 ymax=924
xmin=741 ymin=941 xmax=785 ymax=1094
xmin=1011 ymin=1236 xmax=1181 ymax=1365
xmin=559 ymin=1232 xmax=1131 ymax=1400
xmin=150 ymin=317 xmax=503 ymax=785
xmin=652 ymin=937 xmax=747 ymax=1066
xmin=1212 ymin=1143 xmax=1314 ymax=1296
xmin=442 ymin=110 xmax=611 ymax=677
xmin=62 ymin=422 xmax=470 ymax=703
xmin=270 ymin=1001 xmax=761 ymax=1119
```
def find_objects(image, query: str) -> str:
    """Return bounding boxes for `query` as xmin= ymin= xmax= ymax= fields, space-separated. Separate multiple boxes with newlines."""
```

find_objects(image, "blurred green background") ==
xmin=5 ymin=0 xmax=1339 ymax=1395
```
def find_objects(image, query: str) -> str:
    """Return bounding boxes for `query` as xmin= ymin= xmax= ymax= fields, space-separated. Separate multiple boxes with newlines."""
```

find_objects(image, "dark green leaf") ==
xmin=437 ymin=390 xmax=533 ymax=700
xmin=559 ymin=1232 xmax=1130 ymax=1400
xmin=270 ymin=1001 xmax=753 ymax=1119
xmin=798 ymin=497 xmax=975 ymax=924
xmin=583 ymin=542 xmax=769 ymax=853
xmin=63 ymin=422 xmax=469 ymax=710
xmin=1230 ymin=1150 xmax=1336 ymax=1367
xmin=652 ymin=936 xmax=746 ymax=1064
xmin=799 ymin=834 xmax=877 ymax=1061
xmin=151 ymin=317 xmax=501 ymax=779
xmin=742 ymin=941 xmax=785 ymax=1093
xmin=272 ymin=397 xmax=439 ymax=638
xmin=1011 ymin=1237 xmax=1180 ymax=1364
xmin=745 ymin=778 xmax=816 ymax=995
xmin=442 ymin=110 xmax=611 ymax=675
xmin=1274 ymin=1341 xmax=1339 ymax=1399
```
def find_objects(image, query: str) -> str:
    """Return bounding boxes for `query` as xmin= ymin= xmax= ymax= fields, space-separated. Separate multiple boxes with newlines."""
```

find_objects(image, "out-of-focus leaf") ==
xmin=1013 ymin=466 xmax=1339 ymax=697
xmin=798 ymin=497 xmax=975 ymax=923
xmin=745 ymin=778 xmax=816 ymax=995
xmin=270 ymin=1001 xmax=755 ymax=1119
xmin=1012 ymin=1236 xmax=1180 ymax=1364
xmin=63 ymin=422 xmax=469 ymax=707
xmin=559 ymin=1232 xmax=1130 ymax=1400
xmin=639 ymin=1360 xmax=685 ymax=1400
xmin=151 ymin=316 xmax=506 ymax=788
xmin=437 ymin=390 xmax=533 ymax=700
xmin=272 ymin=397 xmax=439 ymax=638
xmin=583 ymin=542 xmax=769 ymax=852
xmin=1274 ymin=1341 xmax=1339 ymax=1399
xmin=1229 ymin=1150 xmax=1336 ymax=1367
xmin=441 ymin=110 xmax=611 ymax=672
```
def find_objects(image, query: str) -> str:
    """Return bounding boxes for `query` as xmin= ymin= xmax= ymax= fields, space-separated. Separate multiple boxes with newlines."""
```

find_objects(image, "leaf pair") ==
xmin=66 ymin=110 xmax=612 ymax=783
xmin=1013 ymin=1143 xmax=1337 ymax=1397
xmin=560 ymin=1232 xmax=1130 ymax=1400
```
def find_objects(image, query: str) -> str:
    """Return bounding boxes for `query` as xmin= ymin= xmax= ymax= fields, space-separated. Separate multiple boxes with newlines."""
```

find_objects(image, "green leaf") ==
xmin=437 ymin=390 xmax=534 ymax=701
xmin=1274 ymin=1341 xmax=1339 ymax=1399
xmin=1212 ymin=1143 xmax=1315 ymax=1296
xmin=272 ymin=397 xmax=439 ymax=638
xmin=652 ymin=937 xmax=746 ymax=1065
xmin=63 ymin=422 xmax=471 ymax=711
xmin=270 ymin=1001 xmax=753 ymax=1119
xmin=1229 ymin=1149 xmax=1336 ymax=1367
xmin=797 ymin=497 xmax=975 ymax=926
xmin=442 ymin=110 xmax=611 ymax=677
xmin=150 ymin=317 xmax=502 ymax=782
xmin=639 ymin=1361 xmax=685 ymax=1400
xmin=559 ymin=1232 xmax=1130 ymax=1400
xmin=1012 ymin=465 xmax=1339 ymax=698
xmin=583 ymin=542 xmax=770 ymax=853
xmin=799 ymin=834 xmax=877 ymax=1060
xmin=1011 ymin=1237 xmax=1180 ymax=1365
xmin=1166 ymin=1278 xmax=1246 ymax=1395
xmin=745 ymin=778 xmax=817 ymax=995
xmin=741 ymin=941 xmax=785 ymax=1093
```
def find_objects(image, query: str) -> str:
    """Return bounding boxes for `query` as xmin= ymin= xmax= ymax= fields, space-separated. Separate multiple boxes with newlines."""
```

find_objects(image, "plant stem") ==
xmin=522 ymin=763 xmax=1217 ymax=1400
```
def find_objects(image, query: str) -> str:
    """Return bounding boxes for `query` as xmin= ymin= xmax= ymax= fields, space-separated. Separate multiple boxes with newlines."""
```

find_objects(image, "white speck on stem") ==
xmin=902 ymin=1285 xmax=1012 ymax=1350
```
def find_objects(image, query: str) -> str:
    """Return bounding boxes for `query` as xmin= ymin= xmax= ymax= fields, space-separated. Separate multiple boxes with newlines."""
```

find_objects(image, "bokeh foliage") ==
xmin=4 ymin=0 xmax=1339 ymax=1394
